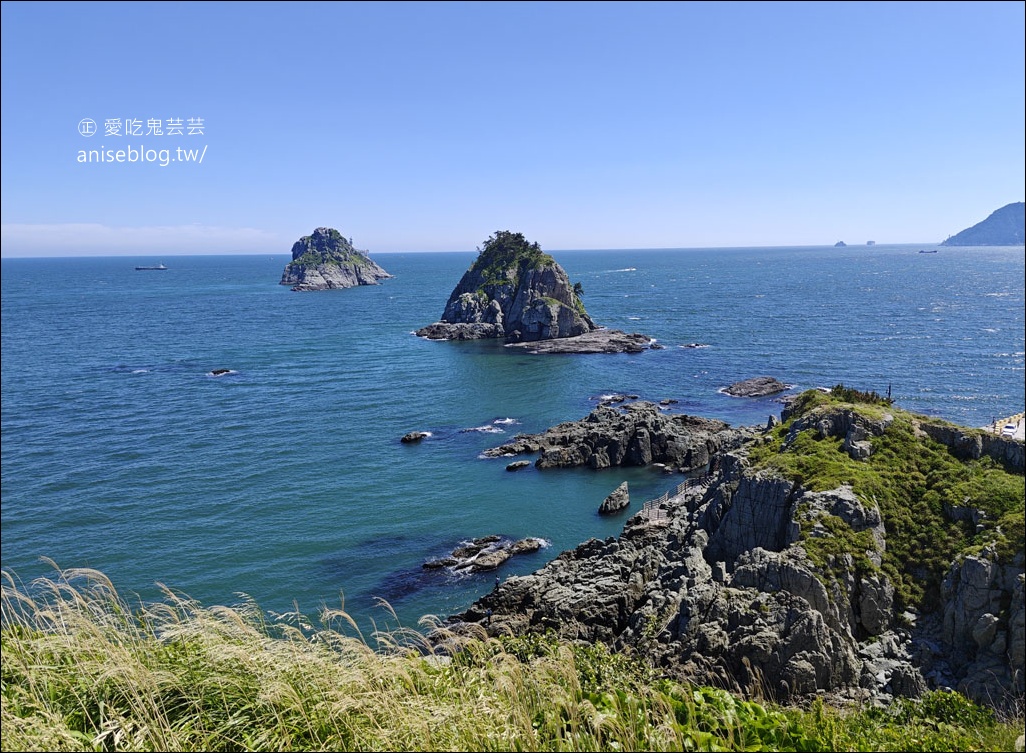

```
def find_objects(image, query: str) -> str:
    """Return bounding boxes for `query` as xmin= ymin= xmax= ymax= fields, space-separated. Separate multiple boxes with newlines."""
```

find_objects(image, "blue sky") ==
xmin=1 ymin=1 xmax=1023 ymax=257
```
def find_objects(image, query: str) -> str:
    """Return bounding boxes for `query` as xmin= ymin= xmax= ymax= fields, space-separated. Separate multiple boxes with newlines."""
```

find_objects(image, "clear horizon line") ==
xmin=2 ymin=241 xmax=982 ymax=260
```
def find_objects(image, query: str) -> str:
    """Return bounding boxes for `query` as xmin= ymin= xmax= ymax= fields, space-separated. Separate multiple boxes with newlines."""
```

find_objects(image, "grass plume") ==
xmin=2 ymin=563 xmax=1021 ymax=751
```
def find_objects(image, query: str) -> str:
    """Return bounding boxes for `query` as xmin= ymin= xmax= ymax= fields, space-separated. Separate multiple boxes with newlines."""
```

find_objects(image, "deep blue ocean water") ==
xmin=2 ymin=245 xmax=1023 ymax=631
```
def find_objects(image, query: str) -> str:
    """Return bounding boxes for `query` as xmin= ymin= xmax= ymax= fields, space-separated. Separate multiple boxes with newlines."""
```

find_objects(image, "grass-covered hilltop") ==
xmin=2 ymin=388 xmax=1023 ymax=752
xmin=280 ymin=227 xmax=393 ymax=291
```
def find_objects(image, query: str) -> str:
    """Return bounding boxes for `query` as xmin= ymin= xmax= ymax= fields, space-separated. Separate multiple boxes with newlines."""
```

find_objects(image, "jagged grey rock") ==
xmin=598 ymin=482 xmax=630 ymax=514
xmin=723 ymin=376 xmax=790 ymax=397
xmin=280 ymin=227 xmax=392 ymax=291
xmin=483 ymin=401 xmax=751 ymax=473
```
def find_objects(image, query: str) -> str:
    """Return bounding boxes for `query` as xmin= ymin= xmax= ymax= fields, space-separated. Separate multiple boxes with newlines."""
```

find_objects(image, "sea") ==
xmin=2 ymin=245 xmax=1023 ymax=633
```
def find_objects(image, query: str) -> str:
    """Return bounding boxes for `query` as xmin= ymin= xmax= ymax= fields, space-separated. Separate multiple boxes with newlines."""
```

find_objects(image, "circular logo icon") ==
xmin=78 ymin=118 xmax=97 ymax=137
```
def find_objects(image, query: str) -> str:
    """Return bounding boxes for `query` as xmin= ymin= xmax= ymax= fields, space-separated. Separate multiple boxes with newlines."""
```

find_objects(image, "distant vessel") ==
xmin=866 ymin=240 xmax=876 ymax=246
xmin=135 ymin=263 xmax=168 ymax=270
xmin=918 ymin=249 xmax=938 ymax=254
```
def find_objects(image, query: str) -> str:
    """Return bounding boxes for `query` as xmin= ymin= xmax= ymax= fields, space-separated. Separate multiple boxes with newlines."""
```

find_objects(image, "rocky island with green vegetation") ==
xmin=416 ymin=230 xmax=657 ymax=353
xmin=280 ymin=227 xmax=393 ymax=291
xmin=2 ymin=387 xmax=1023 ymax=752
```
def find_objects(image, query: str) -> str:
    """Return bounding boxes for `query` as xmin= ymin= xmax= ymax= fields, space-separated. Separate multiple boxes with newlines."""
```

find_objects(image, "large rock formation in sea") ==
xmin=941 ymin=202 xmax=1025 ymax=246
xmin=483 ymin=401 xmax=751 ymax=472
xmin=415 ymin=231 xmax=655 ymax=353
xmin=451 ymin=393 xmax=1025 ymax=711
xmin=280 ymin=227 xmax=393 ymax=291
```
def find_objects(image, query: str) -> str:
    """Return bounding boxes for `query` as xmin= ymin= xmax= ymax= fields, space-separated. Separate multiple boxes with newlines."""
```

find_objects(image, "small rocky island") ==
xmin=280 ymin=227 xmax=392 ymax=291
xmin=415 ymin=231 xmax=655 ymax=354
xmin=723 ymin=376 xmax=791 ymax=397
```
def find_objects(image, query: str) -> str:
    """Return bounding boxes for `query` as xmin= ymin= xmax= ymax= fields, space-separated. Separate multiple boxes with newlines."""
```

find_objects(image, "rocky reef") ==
xmin=723 ymin=376 xmax=791 ymax=397
xmin=423 ymin=534 xmax=546 ymax=573
xmin=280 ymin=227 xmax=392 ymax=291
xmin=415 ymin=231 xmax=656 ymax=353
xmin=483 ymin=400 xmax=753 ymax=472
xmin=452 ymin=392 xmax=1025 ymax=711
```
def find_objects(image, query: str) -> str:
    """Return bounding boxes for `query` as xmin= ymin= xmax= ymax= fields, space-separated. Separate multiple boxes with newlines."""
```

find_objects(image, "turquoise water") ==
xmin=2 ymin=245 xmax=1023 ymax=631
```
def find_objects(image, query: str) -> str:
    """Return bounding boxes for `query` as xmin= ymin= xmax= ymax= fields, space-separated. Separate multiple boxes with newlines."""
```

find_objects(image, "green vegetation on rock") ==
xmin=469 ymin=230 xmax=556 ymax=287
xmin=2 ymin=567 xmax=1020 ymax=752
xmin=287 ymin=227 xmax=369 ymax=268
xmin=748 ymin=386 xmax=1025 ymax=612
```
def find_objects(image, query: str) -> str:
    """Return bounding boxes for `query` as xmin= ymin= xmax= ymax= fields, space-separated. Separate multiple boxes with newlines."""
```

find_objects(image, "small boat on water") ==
xmin=135 ymin=263 xmax=168 ymax=270
xmin=918 ymin=249 xmax=938 ymax=254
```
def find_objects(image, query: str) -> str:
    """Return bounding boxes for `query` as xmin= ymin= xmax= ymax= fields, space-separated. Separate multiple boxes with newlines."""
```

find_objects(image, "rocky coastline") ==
xmin=448 ymin=393 xmax=1025 ymax=712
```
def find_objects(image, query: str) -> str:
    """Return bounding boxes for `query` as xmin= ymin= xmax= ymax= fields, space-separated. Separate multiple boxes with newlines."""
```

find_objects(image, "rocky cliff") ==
xmin=280 ymin=227 xmax=392 ymax=291
xmin=415 ymin=231 xmax=654 ymax=352
xmin=941 ymin=202 xmax=1025 ymax=246
xmin=453 ymin=393 xmax=1025 ymax=711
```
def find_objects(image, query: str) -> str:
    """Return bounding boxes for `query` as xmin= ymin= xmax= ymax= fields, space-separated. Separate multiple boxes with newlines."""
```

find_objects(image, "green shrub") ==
xmin=750 ymin=389 xmax=1025 ymax=612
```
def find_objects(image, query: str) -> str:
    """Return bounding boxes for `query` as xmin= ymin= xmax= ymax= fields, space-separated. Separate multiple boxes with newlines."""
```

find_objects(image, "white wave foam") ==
xmin=462 ymin=425 xmax=505 ymax=434
xmin=492 ymin=417 xmax=519 ymax=425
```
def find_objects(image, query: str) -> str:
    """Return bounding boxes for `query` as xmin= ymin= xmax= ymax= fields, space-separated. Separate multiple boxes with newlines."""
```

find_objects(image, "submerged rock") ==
xmin=280 ymin=227 xmax=392 ymax=291
xmin=507 ymin=329 xmax=656 ymax=354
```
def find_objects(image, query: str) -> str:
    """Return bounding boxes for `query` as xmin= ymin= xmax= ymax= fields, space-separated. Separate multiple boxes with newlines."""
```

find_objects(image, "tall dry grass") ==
xmin=2 ymin=561 xmax=1022 ymax=752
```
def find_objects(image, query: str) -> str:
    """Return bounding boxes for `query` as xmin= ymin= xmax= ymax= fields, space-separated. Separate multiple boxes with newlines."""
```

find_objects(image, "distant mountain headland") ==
xmin=415 ymin=230 xmax=656 ymax=353
xmin=941 ymin=202 xmax=1025 ymax=246
xmin=280 ymin=227 xmax=393 ymax=291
